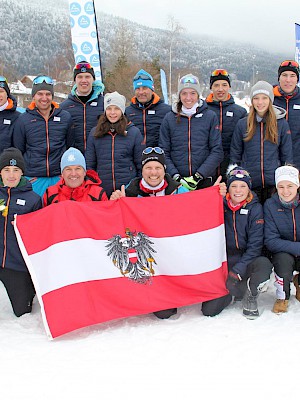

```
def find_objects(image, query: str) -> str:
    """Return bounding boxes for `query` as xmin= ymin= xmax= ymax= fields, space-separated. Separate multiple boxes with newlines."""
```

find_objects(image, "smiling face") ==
xmin=211 ymin=80 xmax=230 ymax=102
xmin=1 ymin=166 xmax=23 ymax=188
xmin=277 ymin=180 xmax=298 ymax=203
xmin=75 ymin=73 xmax=93 ymax=96
xmin=252 ymin=93 xmax=270 ymax=117
xmin=0 ymin=87 xmax=8 ymax=107
xmin=62 ymin=165 xmax=86 ymax=189
xmin=279 ymin=71 xmax=298 ymax=94
xmin=142 ymin=161 xmax=165 ymax=187
xmin=134 ymin=86 xmax=153 ymax=104
xmin=228 ymin=181 xmax=250 ymax=205
xmin=180 ymin=88 xmax=199 ymax=109
xmin=33 ymin=90 xmax=53 ymax=113
xmin=105 ymin=105 xmax=123 ymax=124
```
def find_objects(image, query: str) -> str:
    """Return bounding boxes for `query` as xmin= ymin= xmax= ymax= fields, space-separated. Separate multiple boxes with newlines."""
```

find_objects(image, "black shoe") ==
xmin=242 ymin=291 xmax=259 ymax=319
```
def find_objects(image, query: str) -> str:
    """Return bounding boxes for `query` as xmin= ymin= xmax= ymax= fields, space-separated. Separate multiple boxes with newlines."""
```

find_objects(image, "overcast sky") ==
xmin=96 ymin=0 xmax=299 ymax=55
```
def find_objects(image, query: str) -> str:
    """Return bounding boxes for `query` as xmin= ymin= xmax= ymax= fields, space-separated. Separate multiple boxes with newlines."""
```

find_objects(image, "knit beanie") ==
xmin=32 ymin=75 xmax=54 ymax=97
xmin=226 ymin=164 xmax=252 ymax=189
xmin=209 ymin=70 xmax=231 ymax=89
xmin=0 ymin=147 xmax=25 ymax=173
xmin=250 ymin=81 xmax=274 ymax=103
xmin=133 ymin=69 xmax=154 ymax=91
xmin=278 ymin=61 xmax=299 ymax=82
xmin=141 ymin=147 xmax=166 ymax=170
xmin=0 ymin=77 xmax=10 ymax=97
xmin=178 ymin=74 xmax=201 ymax=97
xmin=275 ymin=165 xmax=300 ymax=188
xmin=104 ymin=92 xmax=126 ymax=114
xmin=73 ymin=61 xmax=95 ymax=80
xmin=60 ymin=147 xmax=86 ymax=173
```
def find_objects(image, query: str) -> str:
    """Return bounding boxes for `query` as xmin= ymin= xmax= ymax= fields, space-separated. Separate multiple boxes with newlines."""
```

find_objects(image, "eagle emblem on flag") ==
xmin=106 ymin=228 xmax=157 ymax=284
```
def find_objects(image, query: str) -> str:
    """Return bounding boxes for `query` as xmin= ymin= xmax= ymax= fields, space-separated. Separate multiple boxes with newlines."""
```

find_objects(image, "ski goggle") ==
xmin=211 ymin=69 xmax=229 ymax=77
xmin=32 ymin=76 xmax=54 ymax=85
xmin=133 ymin=73 xmax=152 ymax=81
xmin=0 ymin=76 xmax=8 ymax=83
xmin=143 ymin=147 xmax=164 ymax=155
xmin=228 ymin=169 xmax=250 ymax=178
xmin=179 ymin=76 xmax=199 ymax=84
xmin=280 ymin=60 xmax=299 ymax=68
xmin=74 ymin=61 xmax=93 ymax=71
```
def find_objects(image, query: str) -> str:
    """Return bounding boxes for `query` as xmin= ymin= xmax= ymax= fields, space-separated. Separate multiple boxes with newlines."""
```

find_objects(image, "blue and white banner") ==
xmin=295 ymin=23 xmax=300 ymax=66
xmin=69 ymin=0 xmax=102 ymax=80
xmin=160 ymin=69 xmax=169 ymax=105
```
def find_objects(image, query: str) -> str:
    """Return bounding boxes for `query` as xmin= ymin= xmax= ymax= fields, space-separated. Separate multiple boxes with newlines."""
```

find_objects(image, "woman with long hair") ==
xmin=86 ymin=92 xmax=144 ymax=197
xmin=230 ymin=81 xmax=293 ymax=204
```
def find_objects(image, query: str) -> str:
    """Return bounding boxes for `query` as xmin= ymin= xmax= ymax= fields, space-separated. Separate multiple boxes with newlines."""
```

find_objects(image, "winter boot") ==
xmin=293 ymin=274 xmax=300 ymax=302
xmin=242 ymin=290 xmax=259 ymax=319
xmin=272 ymin=299 xmax=289 ymax=314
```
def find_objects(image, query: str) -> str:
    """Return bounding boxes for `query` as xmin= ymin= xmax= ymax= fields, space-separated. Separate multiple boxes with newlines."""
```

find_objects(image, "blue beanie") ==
xmin=133 ymin=69 xmax=154 ymax=91
xmin=60 ymin=147 xmax=86 ymax=173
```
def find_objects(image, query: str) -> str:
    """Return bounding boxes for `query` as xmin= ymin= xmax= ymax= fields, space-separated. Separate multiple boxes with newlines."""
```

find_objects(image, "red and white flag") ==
xmin=14 ymin=187 xmax=228 ymax=339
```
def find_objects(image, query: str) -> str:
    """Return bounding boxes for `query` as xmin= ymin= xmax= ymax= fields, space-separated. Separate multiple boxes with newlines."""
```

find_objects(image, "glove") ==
xmin=173 ymin=174 xmax=181 ymax=182
xmin=180 ymin=173 xmax=203 ymax=191
xmin=226 ymin=271 xmax=242 ymax=296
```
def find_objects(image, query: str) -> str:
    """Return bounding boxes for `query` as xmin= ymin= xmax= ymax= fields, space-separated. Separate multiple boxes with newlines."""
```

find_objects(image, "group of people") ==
xmin=0 ymin=58 xmax=300 ymax=323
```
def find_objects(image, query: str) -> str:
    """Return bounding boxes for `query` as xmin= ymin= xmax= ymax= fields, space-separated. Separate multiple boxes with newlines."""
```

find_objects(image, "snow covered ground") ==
xmin=1 ymin=272 xmax=299 ymax=400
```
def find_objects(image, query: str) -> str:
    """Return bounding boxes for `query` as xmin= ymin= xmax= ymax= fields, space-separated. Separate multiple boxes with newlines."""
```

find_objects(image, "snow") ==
xmin=1 ymin=272 xmax=299 ymax=400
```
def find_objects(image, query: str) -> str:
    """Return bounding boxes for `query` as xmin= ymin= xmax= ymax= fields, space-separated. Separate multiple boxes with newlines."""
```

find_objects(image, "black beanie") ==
xmin=32 ymin=75 xmax=54 ymax=97
xmin=0 ymin=148 xmax=25 ymax=173
xmin=73 ymin=61 xmax=95 ymax=80
xmin=141 ymin=148 xmax=166 ymax=169
xmin=0 ymin=78 xmax=10 ymax=97
xmin=210 ymin=71 xmax=231 ymax=89
xmin=278 ymin=61 xmax=299 ymax=82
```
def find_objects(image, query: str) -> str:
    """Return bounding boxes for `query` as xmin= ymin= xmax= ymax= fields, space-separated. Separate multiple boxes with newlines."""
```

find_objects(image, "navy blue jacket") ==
xmin=224 ymin=193 xmax=264 ymax=277
xmin=230 ymin=106 xmax=293 ymax=189
xmin=13 ymin=102 xmax=74 ymax=177
xmin=264 ymin=193 xmax=300 ymax=256
xmin=0 ymin=177 xmax=42 ymax=272
xmin=159 ymin=101 xmax=223 ymax=178
xmin=206 ymin=93 xmax=247 ymax=156
xmin=86 ymin=122 xmax=144 ymax=197
xmin=0 ymin=96 xmax=20 ymax=153
xmin=274 ymin=86 xmax=300 ymax=169
xmin=125 ymin=93 xmax=171 ymax=147
xmin=60 ymin=81 xmax=104 ymax=154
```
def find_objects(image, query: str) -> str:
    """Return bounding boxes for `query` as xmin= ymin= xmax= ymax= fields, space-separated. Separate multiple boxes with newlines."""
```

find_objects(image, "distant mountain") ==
xmin=1 ymin=0 xmax=285 ymax=84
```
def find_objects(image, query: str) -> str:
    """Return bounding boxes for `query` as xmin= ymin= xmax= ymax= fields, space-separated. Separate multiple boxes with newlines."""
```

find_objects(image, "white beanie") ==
xmin=104 ymin=92 xmax=126 ymax=114
xmin=250 ymin=81 xmax=274 ymax=103
xmin=275 ymin=166 xmax=300 ymax=188
xmin=178 ymin=74 xmax=201 ymax=97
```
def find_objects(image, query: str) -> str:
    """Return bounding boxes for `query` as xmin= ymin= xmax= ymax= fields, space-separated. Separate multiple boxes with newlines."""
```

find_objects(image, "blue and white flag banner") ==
xmin=160 ymin=69 xmax=169 ymax=105
xmin=295 ymin=23 xmax=300 ymax=66
xmin=69 ymin=0 xmax=102 ymax=80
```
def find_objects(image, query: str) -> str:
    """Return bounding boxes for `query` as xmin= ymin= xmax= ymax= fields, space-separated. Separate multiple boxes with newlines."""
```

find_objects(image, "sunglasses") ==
xmin=179 ymin=76 xmax=199 ymax=84
xmin=143 ymin=147 xmax=164 ymax=155
xmin=0 ymin=76 xmax=8 ymax=83
xmin=74 ymin=62 xmax=92 ymax=71
xmin=211 ymin=69 xmax=229 ymax=77
xmin=33 ymin=76 xmax=54 ymax=85
xmin=133 ymin=73 xmax=152 ymax=81
xmin=229 ymin=169 xmax=250 ymax=178
xmin=280 ymin=60 xmax=299 ymax=68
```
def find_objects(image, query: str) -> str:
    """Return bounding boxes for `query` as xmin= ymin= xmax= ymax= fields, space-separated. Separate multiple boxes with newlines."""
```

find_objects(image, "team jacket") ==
xmin=264 ymin=193 xmax=300 ymax=256
xmin=0 ymin=96 xmax=20 ymax=153
xmin=230 ymin=106 xmax=293 ymax=189
xmin=224 ymin=192 xmax=264 ymax=277
xmin=86 ymin=122 xmax=144 ymax=197
xmin=273 ymin=85 xmax=300 ymax=169
xmin=159 ymin=101 xmax=223 ymax=179
xmin=43 ymin=169 xmax=108 ymax=206
xmin=125 ymin=174 xmax=189 ymax=197
xmin=206 ymin=93 xmax=247 ymax=156
xmin=13 ymin=102 xmax=74 ymax=177
xmin=125 ymin=93 xmax=171 ymax=147
xmin=0 ymin=177 xmax=42 ymax=272
xmin=60 ymin=81 xmax=104 ymax=153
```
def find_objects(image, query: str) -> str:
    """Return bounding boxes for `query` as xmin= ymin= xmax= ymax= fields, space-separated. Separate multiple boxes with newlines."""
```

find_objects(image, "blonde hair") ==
xmin=245 ymin=102 xmax=278 ymax=144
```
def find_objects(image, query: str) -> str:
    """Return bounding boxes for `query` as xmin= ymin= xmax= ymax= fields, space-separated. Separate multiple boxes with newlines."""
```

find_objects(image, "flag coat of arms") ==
xmin=14 ymin=186 xmax=228 ymax=339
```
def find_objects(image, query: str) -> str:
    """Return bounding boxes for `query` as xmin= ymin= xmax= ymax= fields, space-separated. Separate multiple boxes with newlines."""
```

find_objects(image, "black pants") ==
xmin=271 ymin=252 xmax=300 ymax=300
xmin=202 ymin=293 xmax=232 ymax=317
xmin=0 ymin=268 xmax=35 ymax=317
xmin=229 ymin=256 xmax=273 ymax=298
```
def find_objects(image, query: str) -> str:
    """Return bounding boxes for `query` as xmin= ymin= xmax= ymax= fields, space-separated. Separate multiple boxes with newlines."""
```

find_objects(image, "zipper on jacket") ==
xmin=260 ymin=122 xmax=265 ymax=188
xmin=188 ymin=117 xmax=192 ymax=176
xmin=110 ymin=133 xmax=116 ymax=192
xmin=292 ymin=208 xmax=297 ymax=242
xmin=233 ymin=211 xmax=239 ymax=249
xmin=2 ymin=188 xmax=11 ymax=268
xmin=37 ymin=108 xmax=55 ymax=177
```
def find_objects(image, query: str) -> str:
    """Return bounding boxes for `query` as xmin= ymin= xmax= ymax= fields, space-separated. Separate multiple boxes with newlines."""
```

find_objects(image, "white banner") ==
xmin=69 ymin=0 xmax=102 ymax=80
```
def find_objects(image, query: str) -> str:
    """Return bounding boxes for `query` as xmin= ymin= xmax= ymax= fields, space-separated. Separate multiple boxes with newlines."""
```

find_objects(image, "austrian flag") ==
xmin=14 ymin=186 xmax=228 ymax=339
